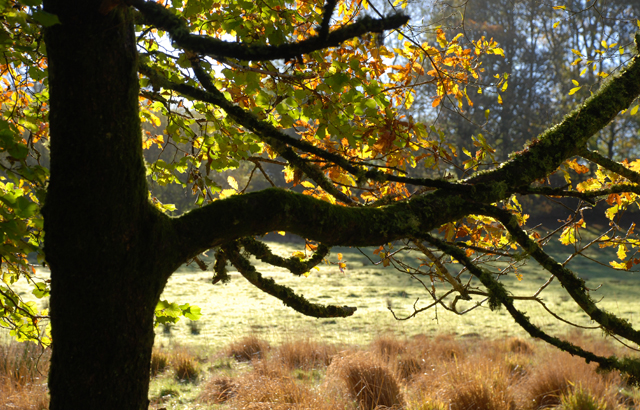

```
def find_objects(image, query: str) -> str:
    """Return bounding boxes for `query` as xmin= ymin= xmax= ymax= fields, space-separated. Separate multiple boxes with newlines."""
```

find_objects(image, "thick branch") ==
xmin=467 ymin=53 xmax=640 ymax=190
xmin=172 ymin=187 xmax=477 ymax=261
xmin=130 ymin=0 xmax=408 ymax=61
xmin=221 ymin=241 xmax=356 ymax=318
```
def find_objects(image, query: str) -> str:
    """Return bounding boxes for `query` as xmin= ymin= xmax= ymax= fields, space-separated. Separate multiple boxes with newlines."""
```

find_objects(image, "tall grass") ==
xmin=2 ymin=332 xmax=639 ymax=410
xmin=0 ymin=342 xmax=49 ymax=410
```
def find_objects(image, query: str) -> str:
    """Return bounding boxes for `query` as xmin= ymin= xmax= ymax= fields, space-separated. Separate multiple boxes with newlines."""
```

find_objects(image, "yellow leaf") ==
xmin=553 ymin=21 xmax=560 ymax=29
xmin=571 ymin=79 xmax=579 ymax=86
xmin=559 ymin=227 xmax=576 ymax=245
xmin=601 ymin=40 xmax=608 ymax=49
xmin=630 ymin=105 xmax=639 ymax=115
xmin=617 ymin=244 xmax=627 ymax=260
xmin=301 ymin=181 xmax=315 ymax=188
xmin=337 ymin=253 xmax=343 ymax=261
xmin=568 ymin=86 xmax=581 ymax=95
xmin=500 ymin=81 xmax=508 ymax=92
xmin=571 ymin=49 xmax=582 ymax=57
xmin=580 ymin=67 xmax=587 ymax=76
xmin=227 ymin=176 xmax=238 ymax=191
xmin=497 ymin=94 xmax=502 ymax=105
xmin=620 ymin=47 xmax=625 ymax=55
xmin=219 ymin=189 xmax=237 ymax=199
xmin=552 ymin=5 xmax=566 ymax=10
xmin=302 ymin=271 xmax=310 ymax=277
xmin=277 ymin=231 xmax=286 ymax=236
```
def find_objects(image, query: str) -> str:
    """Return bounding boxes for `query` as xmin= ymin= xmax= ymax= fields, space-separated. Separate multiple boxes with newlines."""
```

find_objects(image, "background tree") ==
xmin=1 ymin=0 xmax=640 ymax=409
xmin=408 ymin=0 xmax=640 ymax=173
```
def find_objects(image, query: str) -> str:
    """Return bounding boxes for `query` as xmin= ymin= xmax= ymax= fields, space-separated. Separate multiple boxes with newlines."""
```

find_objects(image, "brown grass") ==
xmin=517 ymin=348 xmax=622 ymax=409
xmin=0 ymin=342 xmax=50 ymax=410
xmin=1 ymin=331 xmax=638 ymax=410
xmin=199 ymin=375 xmax=238 ymax=404
xmin=274 ymin=338 xmax=337 ymax=370
xmin=171 ymin=347 xmax=200 ymax=381
xmin=227 ymin=335 xmax=270 ymax=362
xmin=328 ymin=351 xmax=404 ymax=409
xmin=150 ymin=348 xmax=170 ymax=377
xmin=229 ymin=358 xmax=341 ymax=410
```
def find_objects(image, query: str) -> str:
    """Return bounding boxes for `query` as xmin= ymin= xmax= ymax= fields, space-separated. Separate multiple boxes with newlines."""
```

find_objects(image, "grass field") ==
xmin=151 ymin=238 xmax=640 ymax=348
xmin=2 ymin=237 xmax=640 ymax=409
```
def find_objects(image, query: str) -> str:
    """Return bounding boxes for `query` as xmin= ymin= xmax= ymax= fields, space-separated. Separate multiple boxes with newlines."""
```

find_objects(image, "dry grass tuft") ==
xmin=171 ymin=348 xmax=200 ymax=381
xmin=0 ymin=342 xmax=50 ymax=410
xmin=506 ymin=337 xmax=534 ymax=355
xmin=275 ymin=338 xmax=337 ymax=370
xmin=150 ymin=348 xmax=170 ymax=377
xmin=199 ymin=375 xmax=238 ymax=404
xmin=227 ymin=335 xmax=270 ymax=362
xmin=230 ymin=368 xmax=339 ymax=410
xmin=372 ymin=334 xmax=406 ymax=359
xmin=518 ymin=348 xmax=621 ymax=409
xmin=328 ymin=351 xmax=404 ymax=410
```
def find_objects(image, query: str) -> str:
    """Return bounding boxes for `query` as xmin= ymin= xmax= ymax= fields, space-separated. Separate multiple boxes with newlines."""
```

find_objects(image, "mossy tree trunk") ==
xmin=42 ymin=2 xmax=177 ymax=409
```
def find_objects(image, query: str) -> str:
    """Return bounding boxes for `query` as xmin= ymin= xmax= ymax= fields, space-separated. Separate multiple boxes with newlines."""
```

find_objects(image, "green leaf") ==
xmin=180 ymin=303 xmax=202 ymax=321
xmin=32 ymin=282 xmax=49 ymax=299
xmin=31 ymin=10 xmax=61 ymax=27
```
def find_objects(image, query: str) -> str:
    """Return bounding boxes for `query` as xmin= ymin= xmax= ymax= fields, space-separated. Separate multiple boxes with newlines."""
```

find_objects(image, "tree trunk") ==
xmin=42 ymin=2 xmax=169 ymax=408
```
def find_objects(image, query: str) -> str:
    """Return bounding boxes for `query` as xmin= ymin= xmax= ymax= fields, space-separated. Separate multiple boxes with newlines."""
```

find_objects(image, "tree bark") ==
xmin=42 ymin=2 xmax=172 ymax=409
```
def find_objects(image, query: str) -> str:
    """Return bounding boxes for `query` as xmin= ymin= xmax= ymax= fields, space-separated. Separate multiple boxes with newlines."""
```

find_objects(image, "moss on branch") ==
xmin=468 ymin=53 xmax=640 ymax=191
xmin=221 ymin=241 xmax=356 ymax=318
xmin=238 ymin=237 xmax=329 ymax=276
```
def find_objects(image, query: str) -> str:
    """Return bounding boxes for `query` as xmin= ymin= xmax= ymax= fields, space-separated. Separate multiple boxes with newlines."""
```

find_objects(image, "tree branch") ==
xmin=479 ymin=204 xmax=640 ymax=346
xmin=237 ymin=237 xmax=329 ymax=276
xmin=467 ymin=52 xmax=640 ymax=191
xmin=422 ymin=233 xmax=640 ymax=380
xmin=221 ymin=241 xmax=356 ymax=318
xmin=129 ymin=0 xmax=408 ymax=61
xmin=172 ymin=187 xmax=478 ymax=262
xmin=581 ymin=148 xmax=640 ymax=183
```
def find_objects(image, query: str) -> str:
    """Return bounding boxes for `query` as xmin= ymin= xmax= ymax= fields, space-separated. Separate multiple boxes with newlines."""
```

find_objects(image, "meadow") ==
xmin=2 ymin=236 xmax=640 ymax=409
